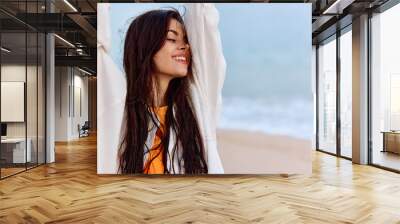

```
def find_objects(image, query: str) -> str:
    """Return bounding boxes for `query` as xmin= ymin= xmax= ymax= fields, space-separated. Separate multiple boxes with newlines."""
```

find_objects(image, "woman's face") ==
xmin=153 ymin=18 xmax=191 ymax=78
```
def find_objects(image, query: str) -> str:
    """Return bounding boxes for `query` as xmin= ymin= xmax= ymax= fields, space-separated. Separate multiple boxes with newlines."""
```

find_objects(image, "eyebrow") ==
xmin=167 ymin=29 xmax=179 ymax=36
xmin=167 ymin=29 xmax=186 ymax=38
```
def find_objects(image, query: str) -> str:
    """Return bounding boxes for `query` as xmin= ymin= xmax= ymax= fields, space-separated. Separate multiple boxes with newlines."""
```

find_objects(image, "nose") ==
xmin=178 ymin=42 xmax=190 ymax=50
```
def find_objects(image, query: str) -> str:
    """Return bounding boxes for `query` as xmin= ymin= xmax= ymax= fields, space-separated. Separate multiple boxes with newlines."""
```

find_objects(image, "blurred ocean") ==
xmin=215 ymin=4 xmax=313 ymax=140
xmin=218 ymin=96 xmax=313 ymax=140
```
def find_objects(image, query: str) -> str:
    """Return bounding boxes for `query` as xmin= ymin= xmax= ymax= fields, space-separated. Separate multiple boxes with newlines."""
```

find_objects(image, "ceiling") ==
xmin=0 ymin=0 xmax=97 ymax=75
xmin=0 ymin=0 xmax=396 ymax=75
xmin=309 ymin=0 xmax=390 ymax=44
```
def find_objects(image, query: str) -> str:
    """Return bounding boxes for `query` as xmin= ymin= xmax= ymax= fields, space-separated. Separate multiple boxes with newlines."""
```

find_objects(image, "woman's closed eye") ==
xmin=167 ymin=38 xmax=176 ymax=43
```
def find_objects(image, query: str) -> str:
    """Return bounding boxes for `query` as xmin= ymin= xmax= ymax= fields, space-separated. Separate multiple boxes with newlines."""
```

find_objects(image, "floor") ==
xmin=0 ymin=134 xmax=400 ymax=223
xmin=373 ymin=150 xmax=400 ymax=171
xmin=0 ymin=167 xmax=25 ymax=177
xmin=1 ymin=162 xmax=42 ymax=178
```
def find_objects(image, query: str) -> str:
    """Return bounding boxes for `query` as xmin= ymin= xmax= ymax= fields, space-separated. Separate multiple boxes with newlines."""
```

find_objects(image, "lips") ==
xmin=172 ymin=54 xmax=188 ymax=65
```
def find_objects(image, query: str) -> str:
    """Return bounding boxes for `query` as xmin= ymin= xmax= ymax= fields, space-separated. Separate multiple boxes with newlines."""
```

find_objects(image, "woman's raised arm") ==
xmin=184 ymin=3 xmax=226 ymax=131
xmin=184 ymin=3 xmax=226 ymax=173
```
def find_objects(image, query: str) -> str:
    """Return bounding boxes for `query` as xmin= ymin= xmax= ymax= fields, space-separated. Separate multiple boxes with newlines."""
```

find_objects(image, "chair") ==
xmin=79 ymin=121 xmax=90 ymax=138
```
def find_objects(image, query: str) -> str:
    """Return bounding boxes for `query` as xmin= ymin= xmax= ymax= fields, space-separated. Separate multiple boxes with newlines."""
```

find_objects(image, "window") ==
xmin=371 ymin=3 xmax=400 ymax=171
xmin=318 ymin=35 xmax=337 ymax=154
xmin=339 ymin=27 xmax=352 ymax=158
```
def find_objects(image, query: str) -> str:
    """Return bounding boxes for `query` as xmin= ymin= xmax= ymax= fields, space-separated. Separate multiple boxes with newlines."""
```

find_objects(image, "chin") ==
xmin=174 ymin=70 xmax=188 ymax=77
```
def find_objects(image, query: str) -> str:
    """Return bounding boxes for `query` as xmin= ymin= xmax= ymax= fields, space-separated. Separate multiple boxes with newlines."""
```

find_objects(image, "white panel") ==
xmin=1 ymin=82 xmax=25 ymax=122
xmin=74 ymin=86 xmax=81 ymax=137
xmin=75 ymin=87 xmax=81 ymax=118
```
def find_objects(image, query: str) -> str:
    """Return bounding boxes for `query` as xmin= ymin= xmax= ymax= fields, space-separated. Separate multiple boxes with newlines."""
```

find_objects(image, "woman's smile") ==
xmin=172 ymin=54 xmax=188 ymax=65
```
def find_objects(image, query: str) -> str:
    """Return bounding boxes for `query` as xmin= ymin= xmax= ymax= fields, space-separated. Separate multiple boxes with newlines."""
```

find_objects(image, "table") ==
xmin=1 ymin=138 xmax=32 ymax=163
xmin=381 ymin=131 xmax=400 ymax=154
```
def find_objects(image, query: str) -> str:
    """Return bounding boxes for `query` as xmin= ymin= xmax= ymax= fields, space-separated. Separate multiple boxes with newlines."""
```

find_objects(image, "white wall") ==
xmin=54 ymin=67 xmax=89 ymax=141
xmin=72 ymin=73 xmax=89 ymax=138
xmin=55 ymin=66 xmax=69 ymax=141
xmin=1 ymin=65 xmax=26 ymax=130
xmin=1 ymin=64 xmax=46 ymax=164
xmin=1 ymin=65 xmax=40 ymax=138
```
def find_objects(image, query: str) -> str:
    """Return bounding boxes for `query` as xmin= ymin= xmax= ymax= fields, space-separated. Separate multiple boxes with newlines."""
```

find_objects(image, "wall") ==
xmin=72 ymin=71 xmax=89 ymax=138
xmin=1 ymin=65 xmax=26 ymax=138
xmin=1 ymin=65 xmax=41 ymax=137
xmin=88 ymin=77 xmax=97 ymax=131
xmin=54 ymin=66 xmax=89 ymax=141
xmin=54 ymin=66 xmax=69 ymax=141
xmin=1 ymin=63 xmax=45 ymax=164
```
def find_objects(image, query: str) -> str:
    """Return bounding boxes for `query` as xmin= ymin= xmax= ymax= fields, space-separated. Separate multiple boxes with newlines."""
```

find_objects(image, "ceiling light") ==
xmin=63 ymin=0 xmax=78 ymax=12
xmin=1 ymin=47 xmax=11 ymax=53
xmin=322 ymin=0 xmax=354 ymax=15
xmin=78 ymin=67 xmax=93 ymax=76
xmin=54 ymin=34 xmax=75 ymax=48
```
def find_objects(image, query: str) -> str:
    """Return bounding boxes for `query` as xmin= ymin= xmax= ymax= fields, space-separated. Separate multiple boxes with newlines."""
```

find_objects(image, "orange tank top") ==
xmin=144 ymin=106 xmax=168 ymax=174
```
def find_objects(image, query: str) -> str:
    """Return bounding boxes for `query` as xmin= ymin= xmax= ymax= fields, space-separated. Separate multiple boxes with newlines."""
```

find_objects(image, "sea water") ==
xmin=218 ymin=96 xmax=313 ymax=140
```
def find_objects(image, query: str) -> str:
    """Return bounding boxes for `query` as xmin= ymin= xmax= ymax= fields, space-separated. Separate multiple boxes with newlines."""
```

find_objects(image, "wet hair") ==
xmin=118 ymin=9 xmax=208 ymax=174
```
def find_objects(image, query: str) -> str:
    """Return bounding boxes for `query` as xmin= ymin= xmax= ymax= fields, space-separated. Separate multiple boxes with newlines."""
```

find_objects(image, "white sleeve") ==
xmin=97 ymin=3 xmax=127 ymax=174
xmin=184 ymin=3 xmax=226 ymax=174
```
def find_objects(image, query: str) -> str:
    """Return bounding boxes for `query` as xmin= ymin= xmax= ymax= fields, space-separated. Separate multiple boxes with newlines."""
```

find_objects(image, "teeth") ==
xmin=173 ymin=56 xmax=186 ymax=62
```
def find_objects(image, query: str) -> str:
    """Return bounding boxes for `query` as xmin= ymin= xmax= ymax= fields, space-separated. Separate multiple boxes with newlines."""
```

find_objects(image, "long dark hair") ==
xmin=118 ymin=9 xmax=208 ymax=174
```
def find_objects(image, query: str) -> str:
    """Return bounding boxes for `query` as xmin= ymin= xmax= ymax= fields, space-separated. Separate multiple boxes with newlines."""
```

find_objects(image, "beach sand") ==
xmin=216 ymin=129 xmax=312 ymax=174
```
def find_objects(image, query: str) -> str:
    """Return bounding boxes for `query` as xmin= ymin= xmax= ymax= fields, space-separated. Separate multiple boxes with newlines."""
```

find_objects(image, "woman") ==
xmin=118 ymin=4 xmax=225 ymax=174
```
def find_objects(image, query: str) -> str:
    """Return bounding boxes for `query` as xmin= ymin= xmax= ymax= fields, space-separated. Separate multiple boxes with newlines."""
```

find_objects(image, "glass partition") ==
xmin=339 ymin=27 xmax=352 ymax=158
xmin=371 ymin=3 xmax=400 ymax=171
xmin=27 ymin=30 xmax=38 ymax=169
xmin=317 ymin=35 xmax=337 ymax=154
xmin=0 ymin=0 xmax=46 ymax=179
xmin=1 ymin=29 xmax=28 ymax=177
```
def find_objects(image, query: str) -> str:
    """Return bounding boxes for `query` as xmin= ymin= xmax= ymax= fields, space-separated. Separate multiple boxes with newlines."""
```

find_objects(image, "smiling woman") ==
xmin=154 ymin=23 xmax=191 ymax=76
xmin=117 ymin=5 xmax=226 ymax=174
xmin=151 ymin=18 xmax=191 ymax=106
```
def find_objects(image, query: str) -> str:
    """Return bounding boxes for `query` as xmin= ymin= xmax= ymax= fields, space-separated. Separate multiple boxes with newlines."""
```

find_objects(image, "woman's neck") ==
xmin=154 ymin=73 xmax=172 ymax=107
